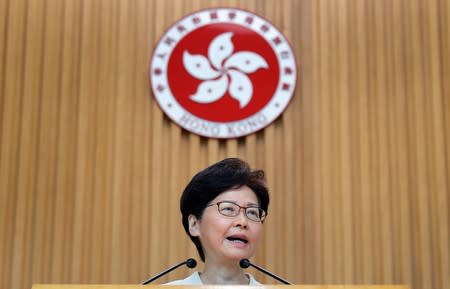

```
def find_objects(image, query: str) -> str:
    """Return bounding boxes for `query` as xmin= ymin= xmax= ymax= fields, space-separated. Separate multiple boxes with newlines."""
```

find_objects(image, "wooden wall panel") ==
xmin=0 ymin=1 xmax=449 ymax=289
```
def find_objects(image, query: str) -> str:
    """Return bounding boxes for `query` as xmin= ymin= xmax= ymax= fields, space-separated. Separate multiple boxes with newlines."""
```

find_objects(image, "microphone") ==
xmin=240 ymin=258 xmax=292 ymax=285
xmin=141 ymin=258 xmax=197 ymax=285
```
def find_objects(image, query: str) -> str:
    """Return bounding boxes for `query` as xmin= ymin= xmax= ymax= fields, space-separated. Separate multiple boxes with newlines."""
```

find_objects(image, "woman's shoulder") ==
xmin=246 ymin=273 xmax=262 ymax=285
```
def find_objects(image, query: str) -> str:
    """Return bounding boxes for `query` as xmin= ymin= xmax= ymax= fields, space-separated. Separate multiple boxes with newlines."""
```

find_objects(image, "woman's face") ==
xmin=188 ymin=185 xmax=264 ymax=264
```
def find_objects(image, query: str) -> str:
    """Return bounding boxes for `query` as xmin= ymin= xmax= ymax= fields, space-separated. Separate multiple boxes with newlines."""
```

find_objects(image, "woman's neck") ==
xmin=200 ymin=260 xmax=249 ymax=285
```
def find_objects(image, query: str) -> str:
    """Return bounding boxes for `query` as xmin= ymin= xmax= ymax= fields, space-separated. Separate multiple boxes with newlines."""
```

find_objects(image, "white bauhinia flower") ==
xmin=183 ymin=32 xmax=268 ymax=108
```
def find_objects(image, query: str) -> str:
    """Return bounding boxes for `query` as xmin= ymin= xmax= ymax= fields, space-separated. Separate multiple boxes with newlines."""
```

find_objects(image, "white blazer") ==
xmin=165 ymin=271 xmax=261 ymax=285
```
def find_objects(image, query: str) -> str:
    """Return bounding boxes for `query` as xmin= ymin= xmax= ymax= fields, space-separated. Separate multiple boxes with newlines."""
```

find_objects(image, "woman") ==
xmin=167 ymin=158 xmax=270 ymax=285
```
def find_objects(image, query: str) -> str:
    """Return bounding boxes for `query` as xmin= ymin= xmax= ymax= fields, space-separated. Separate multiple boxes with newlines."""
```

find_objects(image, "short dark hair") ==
xmin=180 ymin=158 xmax=270 ymax=262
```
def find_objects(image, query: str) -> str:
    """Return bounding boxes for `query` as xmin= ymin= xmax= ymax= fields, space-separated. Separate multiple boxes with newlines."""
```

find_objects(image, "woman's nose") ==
xmin=235 ymin=208 xmax=249 ymax=227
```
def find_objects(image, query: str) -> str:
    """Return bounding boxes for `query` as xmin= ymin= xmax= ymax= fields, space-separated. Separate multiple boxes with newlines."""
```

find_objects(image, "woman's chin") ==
xmin=223 ymin=252 xmax=253 ymax=262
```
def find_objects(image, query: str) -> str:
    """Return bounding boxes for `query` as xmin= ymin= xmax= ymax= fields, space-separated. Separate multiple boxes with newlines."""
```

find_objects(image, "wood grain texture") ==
xmin=0 ymin=1 xmax=448 ymax=289
xmin=31 ymin=285 xmax=410 ymax=289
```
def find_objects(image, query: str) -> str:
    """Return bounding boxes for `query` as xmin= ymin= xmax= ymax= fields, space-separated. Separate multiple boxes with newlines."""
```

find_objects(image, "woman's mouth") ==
xmin=226 ymin=236 xmax=248 ymax=244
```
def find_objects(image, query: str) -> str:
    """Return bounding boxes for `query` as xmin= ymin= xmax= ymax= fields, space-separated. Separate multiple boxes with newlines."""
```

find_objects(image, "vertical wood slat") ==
xmin=390 ymin=0 xmax=414 ymax=285
xmin=438 ymin=0 xmax=450 ymax=287
xmin=336 ymin=0 xmax=353 ymax=283
xmin=353 ymin=0 xmax=373 ymax=283
xmin=405 ymin=1 xmax=433 ymax=289
xmin=422 ymin=1 xmax=447 ymax=289
xmin=375 ymin=0 xmax=393 ymax=283
xmin=423 ymin=2 xmax=450 ymax=288
xmin=0 ymin=1 xmax=449 ymax=289
xmin=148 ymin=0 xmax=167 ymax=281
xmin=91 ymin=0 xmax=117 ymax=283
xmin=308 ymin=0 xmax=322 ymax=283
xmin=32 ymin=0 xmax=64 ymax=284
xmin=294 ymin=0 xmax=309 ymax=283
xmin=110 ymin=0 xmax=136 ymax=282
xmin=129 ymin=0 xmax=152 ymax=282
xmin=71 ymin=0 xmax=100 ymax=283
xmin=318 ymin=0 xmax=333 ymax=283
xmin=2 ymin=2 xmax=31 ymax=289
xmin=50 ymin=0 xmax=81 ymax=283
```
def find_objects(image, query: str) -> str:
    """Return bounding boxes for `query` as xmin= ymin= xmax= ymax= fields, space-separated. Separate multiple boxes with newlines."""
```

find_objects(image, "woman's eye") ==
xmin=221 ymin=206 xmax=236 ymax=212
xmin=247 ymin=209 xmax=259 ymax=216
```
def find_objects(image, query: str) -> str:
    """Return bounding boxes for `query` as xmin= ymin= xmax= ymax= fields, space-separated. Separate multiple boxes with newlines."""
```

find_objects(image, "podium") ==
xmin=32 ymin=285 xmax=410 ymax=289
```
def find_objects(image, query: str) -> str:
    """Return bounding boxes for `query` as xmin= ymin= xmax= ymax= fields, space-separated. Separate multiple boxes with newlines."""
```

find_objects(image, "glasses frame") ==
xmin=207 ymin=201 xmax=267 ymax=223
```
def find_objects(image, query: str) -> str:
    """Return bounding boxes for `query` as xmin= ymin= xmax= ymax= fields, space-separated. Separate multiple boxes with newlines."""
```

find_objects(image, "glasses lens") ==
xmin=246 ymin=207 xmax=266 ymax=222
xmin=218 ymin=202 xmax=239 ymax=216
xmin=216 ymin=202 xmax=266 ymax=222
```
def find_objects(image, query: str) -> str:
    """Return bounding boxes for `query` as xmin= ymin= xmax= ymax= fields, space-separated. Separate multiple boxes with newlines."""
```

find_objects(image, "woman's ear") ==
xmin=188 ymin=214 xmax=200 ymax=237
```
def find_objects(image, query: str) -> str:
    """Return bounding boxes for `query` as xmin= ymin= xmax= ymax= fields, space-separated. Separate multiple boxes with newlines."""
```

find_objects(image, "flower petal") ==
xmin=227 ymin=69 xmax=253 ymax=108
xmin=190 ymin=75 xmax=228 ymax=104
xmin=224 ymin=51 xmax=268 ymax=73
xmin=183 ymin=51 xmax=221 ymax=80
xmin=208 ymin=32 xmax=234 ymax=70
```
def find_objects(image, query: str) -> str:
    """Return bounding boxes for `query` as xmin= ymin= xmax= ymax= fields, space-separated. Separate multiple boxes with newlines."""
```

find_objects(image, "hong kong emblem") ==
xmin=150 ymin=8 xmax=297 ymax=138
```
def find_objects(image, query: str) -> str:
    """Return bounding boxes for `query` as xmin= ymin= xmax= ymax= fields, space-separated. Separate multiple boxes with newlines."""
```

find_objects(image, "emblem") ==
xmin=150 ymin=8 xmax=297 ymax=138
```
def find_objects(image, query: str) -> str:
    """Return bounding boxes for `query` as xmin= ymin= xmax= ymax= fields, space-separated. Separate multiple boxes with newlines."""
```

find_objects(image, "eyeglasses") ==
xmin=207 ymin=201 xmax=267 ymax=223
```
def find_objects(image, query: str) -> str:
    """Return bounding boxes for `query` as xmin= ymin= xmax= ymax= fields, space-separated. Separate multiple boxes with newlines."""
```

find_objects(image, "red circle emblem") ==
xmin=150 ymin=8 xmax=297 ymax=138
